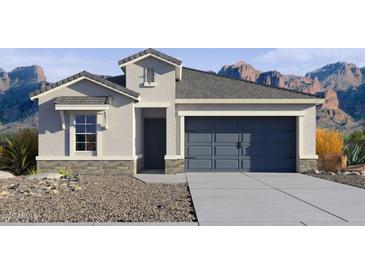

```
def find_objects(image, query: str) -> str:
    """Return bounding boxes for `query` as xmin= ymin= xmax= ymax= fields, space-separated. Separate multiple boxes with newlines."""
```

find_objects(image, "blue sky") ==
xmin=1 ymin=48 xmax=365 ymax=82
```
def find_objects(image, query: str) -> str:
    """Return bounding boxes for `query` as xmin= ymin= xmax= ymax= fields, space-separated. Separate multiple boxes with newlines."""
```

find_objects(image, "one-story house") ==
xmin=29 ymin=48 xmax=324 ymax=174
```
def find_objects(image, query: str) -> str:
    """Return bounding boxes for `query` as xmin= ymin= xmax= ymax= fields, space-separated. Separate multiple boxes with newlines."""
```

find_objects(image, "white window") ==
xmin=75 ymin=115 xmax=97 ymax=151
xmin=143 ymin=67 xmax=157 ymax=86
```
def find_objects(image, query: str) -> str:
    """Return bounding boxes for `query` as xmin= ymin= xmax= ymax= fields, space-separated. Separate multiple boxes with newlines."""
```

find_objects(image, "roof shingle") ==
xmin=29 ymin=71 xmax=139 ymax=99
xmin=55 ymin=96 xmax=111 ymax=105
xmin=176 ymin=67 xmax=321 ymax=100
xmin=118 ymin=48 xmax=182 ymax=66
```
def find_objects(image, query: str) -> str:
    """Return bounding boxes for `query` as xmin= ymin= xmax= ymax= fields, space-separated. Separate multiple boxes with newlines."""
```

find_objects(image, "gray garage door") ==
xmin=185 ymin=117 xmax=296 ymax=172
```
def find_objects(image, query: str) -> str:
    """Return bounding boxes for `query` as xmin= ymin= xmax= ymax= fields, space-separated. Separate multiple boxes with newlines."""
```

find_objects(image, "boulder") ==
xmin=0 ymin=171 xmax=15 ymax=180
xmin=26 ymin=172 xmax=62 ymax=180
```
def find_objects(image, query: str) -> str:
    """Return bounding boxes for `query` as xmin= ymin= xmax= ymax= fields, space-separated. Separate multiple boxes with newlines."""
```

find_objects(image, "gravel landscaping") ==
xmin=310 ymin=171 xmax=365 ymax=190
xmin=0 ymin=175 xmax=196 ymax=223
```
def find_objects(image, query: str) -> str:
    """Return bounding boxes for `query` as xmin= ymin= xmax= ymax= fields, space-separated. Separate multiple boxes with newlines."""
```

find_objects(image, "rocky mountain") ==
xmin=218 ymin=61 xmax=365 ymax=134
xmin=0 ymin=65 xmax=46 ymax=133
xmin=219 ymin=61 xmax=260 ymax=82
xmin=306 ymin=62 xmax=363 ymax=91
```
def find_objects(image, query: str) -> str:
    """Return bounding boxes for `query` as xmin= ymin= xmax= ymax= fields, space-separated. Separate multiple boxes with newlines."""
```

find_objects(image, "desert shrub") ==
xmin=345 ymin=131 xmax=365 ymax=144
xmin=344 ymin=143 xmax=365 ymax=165
xmin=316 ymin=128 xmax=344 ymax=155
xmin=27 ymin=166 xmax=38 ymax=175
xmin=58 ymin=167 xmax=72 ymax=177
xmin=0 ymin=128 xmax=38 ymax=175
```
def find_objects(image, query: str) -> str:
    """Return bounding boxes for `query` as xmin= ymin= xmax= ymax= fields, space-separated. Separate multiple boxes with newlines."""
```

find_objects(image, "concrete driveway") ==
xmin=186 ymin=172 xmax=365 ymax=226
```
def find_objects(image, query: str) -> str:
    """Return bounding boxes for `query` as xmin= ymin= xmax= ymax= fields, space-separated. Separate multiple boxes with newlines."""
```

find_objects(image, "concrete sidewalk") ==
xmin=187 ymin=172 xmax=365 ymax=226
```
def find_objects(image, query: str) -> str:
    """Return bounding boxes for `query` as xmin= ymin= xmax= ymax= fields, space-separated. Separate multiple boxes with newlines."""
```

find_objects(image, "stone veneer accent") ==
xmin=37 ymin=160 xmax=136 ymax=175
xmin=298 ymin=158 xmax=318 ymax=173
xmin=165 ymin=159 xmax=185 ymax=174
xmin=136 ymin=157 xmax=144 ymax=173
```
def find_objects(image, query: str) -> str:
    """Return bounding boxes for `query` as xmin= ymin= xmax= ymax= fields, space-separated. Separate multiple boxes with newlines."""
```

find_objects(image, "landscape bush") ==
xmin=0 ymin=128 xmax=38 ymax=175
xmin=345 ymin=130 xmax=365 ymax=144
xmin=344 ymin=143 xmax=365 ymax=166
xmin=316 ymin=128 xmax=344 ymax=155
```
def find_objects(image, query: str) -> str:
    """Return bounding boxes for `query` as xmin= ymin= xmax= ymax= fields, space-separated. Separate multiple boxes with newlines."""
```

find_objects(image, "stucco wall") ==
xmin=135 ymin=108 xmax=143 ymax=156
xmin=302 ymin=105 xmax=317 ymax=157
xmin=125 ymin=57 xmax=177 ymax=155
xmin=38 ymin=79 xmax=135 ymax=158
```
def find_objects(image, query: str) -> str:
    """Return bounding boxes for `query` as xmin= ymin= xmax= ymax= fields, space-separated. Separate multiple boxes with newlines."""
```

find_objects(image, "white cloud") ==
xmin=250 ymin=48 xmax=365 ymax=75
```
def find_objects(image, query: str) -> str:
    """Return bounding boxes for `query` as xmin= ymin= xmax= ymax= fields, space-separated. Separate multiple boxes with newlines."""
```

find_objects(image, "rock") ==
xmin=41 ymin=186 xmax=52 ymax=193
xmin=52 ymin=189 xmax=60 ymax=194
xmin=51 ymin=182 xmax=59 ymax=190
xmin=306 ymin=169 xmax=321 ymax=174
xmin=0 ymin=191 xmax=9 ymax=196
xmin=26 ymin=173 xmax=62 ymax=180
xmin=351 ymin=172 xmax=361 ymax=176
xmin=69 ymin=184 xmax=82 ymax=191
xmin=218 ymin=61 xmax=261 ymax=82
xmin=0 ymin=171 xmax=15 ymax=180
xmin=329 ymin=172 xmax=336 ymax=175
xmin=306 ymin=62 xmax=363 ymax=91
xmin=7 ymin=183 xmax=19 ymax=190
xmin=321 ymin=89 xmax=339 ymax=110
xmin=257 ymin=71 xmax=286 ymax=88
xmin=17 ymin=184 xmax=28 ymax=193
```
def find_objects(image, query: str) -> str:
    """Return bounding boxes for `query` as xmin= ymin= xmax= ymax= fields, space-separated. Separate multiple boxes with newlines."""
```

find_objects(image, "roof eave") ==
xmin=29 ymin=74 xmax=140 ymax=102
xmin=175 ymin=98 xmax=325 ymax=105
xmin=119 ymin=53 xmax=182 ymax=81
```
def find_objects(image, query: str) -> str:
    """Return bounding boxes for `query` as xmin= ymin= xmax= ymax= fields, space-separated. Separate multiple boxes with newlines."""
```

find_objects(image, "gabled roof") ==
xmin=55 ymin=96 xmax=111 ymax=105
xmin=176 ymin=67 xmax=323 ymax=101
xmin=118 ymin=48 xmax=182 ymax=66
xmin=29 ymin=71 xmax=140 ymax=101
xmin=118 ymin=48 xmax=183 ymax=81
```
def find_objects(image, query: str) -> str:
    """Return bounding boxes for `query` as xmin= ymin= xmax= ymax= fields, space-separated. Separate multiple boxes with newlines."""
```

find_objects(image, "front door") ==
xmin=144 ymin=119 xmax=166 ymax=169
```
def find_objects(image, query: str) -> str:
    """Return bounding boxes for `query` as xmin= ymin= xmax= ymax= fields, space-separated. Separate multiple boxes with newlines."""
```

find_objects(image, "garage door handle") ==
xmin=237 ymin=142 xmax=242 ymax=149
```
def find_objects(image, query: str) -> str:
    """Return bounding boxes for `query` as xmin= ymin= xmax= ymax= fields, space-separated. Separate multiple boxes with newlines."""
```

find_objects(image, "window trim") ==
xmin=143 ymin=66 xmax=158 ymax=87
xmin=69 ymin=112 xmax=102 ymax=157
xmin=75 ymin=114 xmax=97 ymax=153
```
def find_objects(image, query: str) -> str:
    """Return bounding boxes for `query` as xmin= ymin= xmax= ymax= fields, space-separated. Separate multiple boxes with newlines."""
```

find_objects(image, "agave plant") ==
xmin=344 ymin=143 xmax=365 ymax=166
xmin=0 ymin=129 xmax=38 ymax=175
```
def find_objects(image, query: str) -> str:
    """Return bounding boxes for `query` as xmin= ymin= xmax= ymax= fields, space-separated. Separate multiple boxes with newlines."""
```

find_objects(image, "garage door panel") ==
xmin=187 ymin=133 xmax=212 ymax=143
xmin=269 ymin=146 xmax=296 ymax=157
xmin=242 ymin=132 xmax=267 ymax=144
xmin=215 ymin=132 xmax=239 ymax=143
xmin=215 ymin=159 xmax=239 ymax=170
xmin=242 ymin=159 xmax=269 ymax=172
xmin=240 ymin=117 xmax=268 ymax=130
xmin=269 ymin=159 xmax=296 ymax=171
xmin=269 ymin=118 xmax=296 ymax=130
xmin=186 ymin=159 xmax=212 ymax=170
xmin=215 ymin=146 xmax=239 ymax=156
xmin=269 ymin=132 xmax=296 ymax=144
xmin=186 ymin=119 xmax=212 ymax=131
xmin=185 ymin=117 xmax=296 ymax=172
xmin=215 ymin=119 xmax=238 ymax=130
xmin=242 ymin=145 xmax=267 ymax=157
xmin=187 ymin=146 xmax=212 ymax=157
